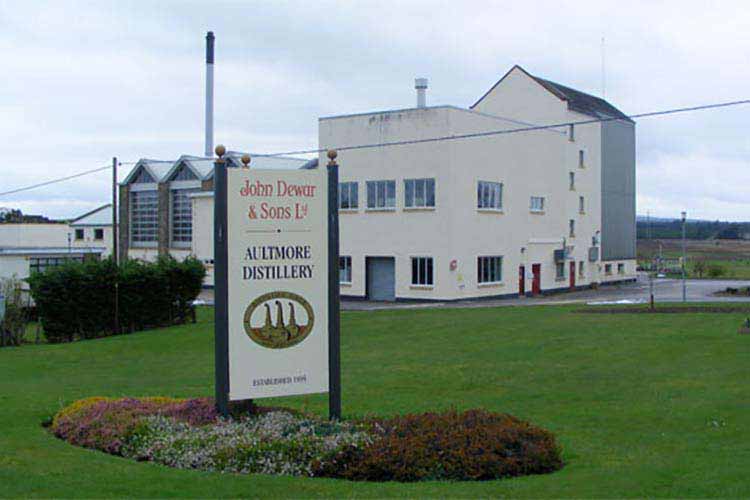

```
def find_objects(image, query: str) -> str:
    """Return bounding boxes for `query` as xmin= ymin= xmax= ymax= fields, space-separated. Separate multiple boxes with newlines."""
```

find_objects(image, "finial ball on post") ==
xmin=327 ymin=149 xmax=338 ymax=164
xmin=241 ymin=154 xmax=251 ymax=168
xmin=215 ymin=144 xmax=226 ymax=158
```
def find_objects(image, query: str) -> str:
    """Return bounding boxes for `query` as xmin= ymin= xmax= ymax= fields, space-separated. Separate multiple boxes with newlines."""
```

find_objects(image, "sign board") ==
xmin=214 ymin=154 xmax=340 ymax=417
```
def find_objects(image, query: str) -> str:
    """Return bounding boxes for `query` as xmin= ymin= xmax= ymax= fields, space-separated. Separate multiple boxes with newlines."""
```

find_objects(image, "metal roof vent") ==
xmin=415 ymin=78 xmax=428 ymax=108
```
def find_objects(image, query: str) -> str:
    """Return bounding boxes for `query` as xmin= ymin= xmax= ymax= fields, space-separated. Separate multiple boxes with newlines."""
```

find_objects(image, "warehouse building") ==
xmin=319 ymin=65 xmax=636 ymax=300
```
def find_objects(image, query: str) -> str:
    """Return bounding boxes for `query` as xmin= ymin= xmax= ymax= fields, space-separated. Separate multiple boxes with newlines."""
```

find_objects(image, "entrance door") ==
xmin=518 ymin=266 xmax=525 ymax=295
xmin=569 ymin=261 xmax=576 ymax=290
xmin=366 ymin=257 xmax=395 ymax=301
xmin=531 ymin=264 xmax=541 ymax=295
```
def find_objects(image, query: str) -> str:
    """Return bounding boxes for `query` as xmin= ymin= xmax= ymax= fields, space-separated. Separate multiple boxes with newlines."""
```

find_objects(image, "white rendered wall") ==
xmin=0 ymin=255 xmax=29 ymax=281
xmin=70 ymin=226 xmax=113 ymax=257
xmin=319 ymin=103 xmax=617 ymax=300
xmin=0 ymin=224 xmax=69 ymax=248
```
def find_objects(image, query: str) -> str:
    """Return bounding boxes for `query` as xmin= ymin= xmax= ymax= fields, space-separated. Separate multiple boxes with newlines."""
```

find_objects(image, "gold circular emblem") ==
xmin=243 ymin=291 xmax=315 ymax=349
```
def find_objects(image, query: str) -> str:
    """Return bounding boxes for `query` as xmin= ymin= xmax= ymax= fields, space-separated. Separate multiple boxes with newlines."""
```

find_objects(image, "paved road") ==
xmin=341 ymin=274 xmax=750 ymax=311
xmin=197 ymin=274 xmax=750 ymax=311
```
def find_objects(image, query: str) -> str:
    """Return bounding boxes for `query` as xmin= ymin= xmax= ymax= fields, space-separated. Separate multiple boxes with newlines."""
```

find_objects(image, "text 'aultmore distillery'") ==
xmin=242 ymin=245 xmax=315 ymax=281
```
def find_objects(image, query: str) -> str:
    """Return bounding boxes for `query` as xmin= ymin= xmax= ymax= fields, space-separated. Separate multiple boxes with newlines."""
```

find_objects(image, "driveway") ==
xmin=342 ymin=274 xmax=750 ymax=311
xmin=196 ymin=274 xmax=750 ymax=311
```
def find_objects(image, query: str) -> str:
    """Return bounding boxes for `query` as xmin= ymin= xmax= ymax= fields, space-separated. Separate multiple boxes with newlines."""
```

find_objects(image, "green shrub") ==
xmin=1 ymin=276 xmax=30 ymax=347
xmin=313 ymin=409 xmax=563 ymax=481
xmin=28 ymin=256 xmax=205 ymax=342
xmin=707 ymin=264 xmax=726 ymax=278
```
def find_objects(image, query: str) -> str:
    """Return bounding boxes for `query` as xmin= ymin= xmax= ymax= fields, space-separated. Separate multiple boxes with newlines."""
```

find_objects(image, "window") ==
xmin=366 ymin=180 xmax=396 ymax=209
xmin=171 ymin=164 xmax=198 ymax=181
xmin=30 ymin=256 xmax=83 ymax=274
xmin=338 ymin=182 xmax=358 ymax=210
xmin=568 ymin=124 xmax=575 ymax=142
xmin=618 ymin=263 xmax=625 ymax=275
xmin=579 ymin=150 xmax=585 ymax=168
xmin=569 ymin=219 xmax=575 ymax=237
xmin=130 ymin=190 xmax=158 ymax=245
xmin=579 ymin=196 xmax=585 ymax=213
xmin=477 ymin=181 xmax=502 ymax=210
xmin=411 ymin=257 xmax=434 ymax=286
xmin=605 ymin=264 xmax=612 ymax=275
xmin=530 ymin=196 xmax=545 ymax=212
xmin=171 ymin=188 xmax=199 ymax=245
xmin=477 ymin=256 xmax=503 ymax=284
xmin=74 ymin=228 xmax=84 ymax=240
xmin=132 ymin=168 xmax=155 ymax=184
xmin=556 ymin=261 xmax=565 ymax=279
xmin=339 ymin=256 xmax=352 ymax=284
xmin=569 ymin=172 xmax=575 ymax=190
xmin=579 ymin=261 xmax=584 ymax=276
xmin=94 ymin=228 xmax=104 ymax=240
xmin=404 ymin=178 xmax=435 ymax=208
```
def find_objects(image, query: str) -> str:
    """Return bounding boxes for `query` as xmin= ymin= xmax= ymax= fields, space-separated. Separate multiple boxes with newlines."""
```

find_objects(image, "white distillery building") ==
xmin=319 ymin=66 xmax=636 ymax=301
xmin=0 ymin=220 xmax=106 ymax=285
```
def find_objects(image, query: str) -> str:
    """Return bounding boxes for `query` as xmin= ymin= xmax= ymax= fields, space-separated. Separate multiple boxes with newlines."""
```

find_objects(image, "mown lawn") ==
xmin=1 ymin=305 xmax=749 ymax=498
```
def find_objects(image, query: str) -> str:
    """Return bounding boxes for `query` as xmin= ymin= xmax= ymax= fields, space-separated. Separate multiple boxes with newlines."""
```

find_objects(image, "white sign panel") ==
xmin=226 ymin=168 xmax=328 ymax=400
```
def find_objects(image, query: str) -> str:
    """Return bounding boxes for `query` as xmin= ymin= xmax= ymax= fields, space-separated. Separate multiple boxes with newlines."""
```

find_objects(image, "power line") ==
xmin=1 ymin=97 xmax=748 ymax=197
xmin=262 ymin=98 xmax=750 ymax=157
xmin=0 ymin=165 xmax=112 ymax=198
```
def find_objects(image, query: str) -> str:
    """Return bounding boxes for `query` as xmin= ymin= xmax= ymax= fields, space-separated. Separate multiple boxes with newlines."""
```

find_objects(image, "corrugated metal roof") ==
xmin=0 ymin=247 xmax=106 ymax=256
xmin=122 ymin=153 xmax=309 ymax=185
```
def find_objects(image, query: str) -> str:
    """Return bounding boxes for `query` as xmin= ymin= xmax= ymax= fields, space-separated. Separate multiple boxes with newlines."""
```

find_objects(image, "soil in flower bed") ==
xmin=50 ymin=397 xmax=563 ymax=482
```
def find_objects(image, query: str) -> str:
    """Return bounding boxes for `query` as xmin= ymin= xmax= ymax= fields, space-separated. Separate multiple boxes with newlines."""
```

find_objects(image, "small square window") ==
xmin=605 ymin=264 xmax=613 ymax=275
xmin=94 ymin=228 xmax=104 ymax=240
xmin=618 ymin=263 xmax=625 ymax=275
xmin=530 ymin=196 xmax=545 ymax=212
xmin=74 ymin=228 xmax=84 ymax=240
xmin=477 ymin=181 xmax=502 ymax=210
xmin=556 ymin=262 xmax=565 ymax=279
xmin=338 ymin=182 xmax=358 ymax=210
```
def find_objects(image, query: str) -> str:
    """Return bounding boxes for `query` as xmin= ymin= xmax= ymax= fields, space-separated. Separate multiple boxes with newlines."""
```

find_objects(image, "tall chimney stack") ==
xmin=204 ymin=31 xmax=215 ymax=157
xmin=415 ymin=77 xmax=428 ymax=108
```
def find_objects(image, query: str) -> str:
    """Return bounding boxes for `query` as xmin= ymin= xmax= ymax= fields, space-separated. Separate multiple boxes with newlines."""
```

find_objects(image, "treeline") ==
xmin=637 ymin=218 xmax=750 ymax=240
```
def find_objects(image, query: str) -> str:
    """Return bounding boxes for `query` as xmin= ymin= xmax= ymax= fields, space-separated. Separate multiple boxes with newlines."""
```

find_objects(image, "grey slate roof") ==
xmin=530 ymin=75 xmax=633 ymax=123
xmin=471 ymin=65 xmax=633 ymax=123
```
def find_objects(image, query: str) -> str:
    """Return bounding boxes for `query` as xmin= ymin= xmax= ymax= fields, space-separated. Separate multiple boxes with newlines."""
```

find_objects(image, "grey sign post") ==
xmin=327 ymin=150 xmax=341 ymax=420
xmin=214 ymin=145 xmax=230 ymax=417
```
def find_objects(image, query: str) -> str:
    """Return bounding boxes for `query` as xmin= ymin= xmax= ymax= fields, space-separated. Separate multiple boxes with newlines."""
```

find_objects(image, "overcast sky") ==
xmin=1 ymin=0 xmax=749 ymax=221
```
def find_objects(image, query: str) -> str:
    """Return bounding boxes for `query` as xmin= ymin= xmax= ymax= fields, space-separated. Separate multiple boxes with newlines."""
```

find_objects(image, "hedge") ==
xmin=28 ymin=256 xmax=205 ymax=343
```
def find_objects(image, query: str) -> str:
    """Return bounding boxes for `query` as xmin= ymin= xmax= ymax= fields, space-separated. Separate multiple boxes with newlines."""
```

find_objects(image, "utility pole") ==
xmin=681 ymin=211 xmax=687 ymax=303
xmin=112 ymin=157 xmax=118 ymax=264
xmin=112 ymin=157 xmax=120 ymax=335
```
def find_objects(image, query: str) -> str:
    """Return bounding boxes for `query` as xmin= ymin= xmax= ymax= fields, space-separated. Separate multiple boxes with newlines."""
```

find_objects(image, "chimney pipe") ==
xmin=204 ymin=31 xmax=215 ymax=157
xmin=415 ymin=77 xmax=428 ymax=108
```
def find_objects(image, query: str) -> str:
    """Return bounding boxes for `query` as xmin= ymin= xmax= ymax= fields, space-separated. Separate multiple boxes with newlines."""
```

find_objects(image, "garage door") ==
xmin=366 ymin=257 xmax=395 ymax=301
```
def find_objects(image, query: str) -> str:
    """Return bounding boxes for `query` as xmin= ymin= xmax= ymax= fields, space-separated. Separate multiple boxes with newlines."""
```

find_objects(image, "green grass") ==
xmin=1 ymin=305 xmax=749 ymax=498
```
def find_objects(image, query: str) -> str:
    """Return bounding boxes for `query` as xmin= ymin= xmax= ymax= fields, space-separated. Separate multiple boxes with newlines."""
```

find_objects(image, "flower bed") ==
xmin=51 ymin=397 xmax=563 ymax=482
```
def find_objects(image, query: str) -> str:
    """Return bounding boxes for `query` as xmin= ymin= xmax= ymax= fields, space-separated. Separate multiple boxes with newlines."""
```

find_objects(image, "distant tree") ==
xmin=692 ymin=258 xmax=707 ymax=278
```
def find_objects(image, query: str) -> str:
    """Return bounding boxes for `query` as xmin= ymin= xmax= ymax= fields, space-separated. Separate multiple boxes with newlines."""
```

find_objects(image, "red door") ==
xmin=531 ymin=264 xmax=541 ymax=295
xmin=518 ymin=266 xmax=525 ymax=295
xmin=569 ymin=261 xmax=576 ymax=290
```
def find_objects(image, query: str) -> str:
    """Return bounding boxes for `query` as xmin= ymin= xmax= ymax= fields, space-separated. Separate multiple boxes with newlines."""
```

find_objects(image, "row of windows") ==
xmin=74 ymin=228 xmax=104 ymax=241
xmin=338 ymin=256 xmax=503 ymax=287
xmin=30 ymin=256 xmax=84 ymax=274
xmin=340 ymin=180 xmax=583 ymax=216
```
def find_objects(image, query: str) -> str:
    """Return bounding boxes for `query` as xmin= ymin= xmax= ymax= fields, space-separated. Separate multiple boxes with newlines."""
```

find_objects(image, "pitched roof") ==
xmin=70 ymin=204 xmax=116 ymax=226
xmin=122 ymin=153 xmax=309 ymax=185
xmin=471 ymin=65 xmax=633 ymax=123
